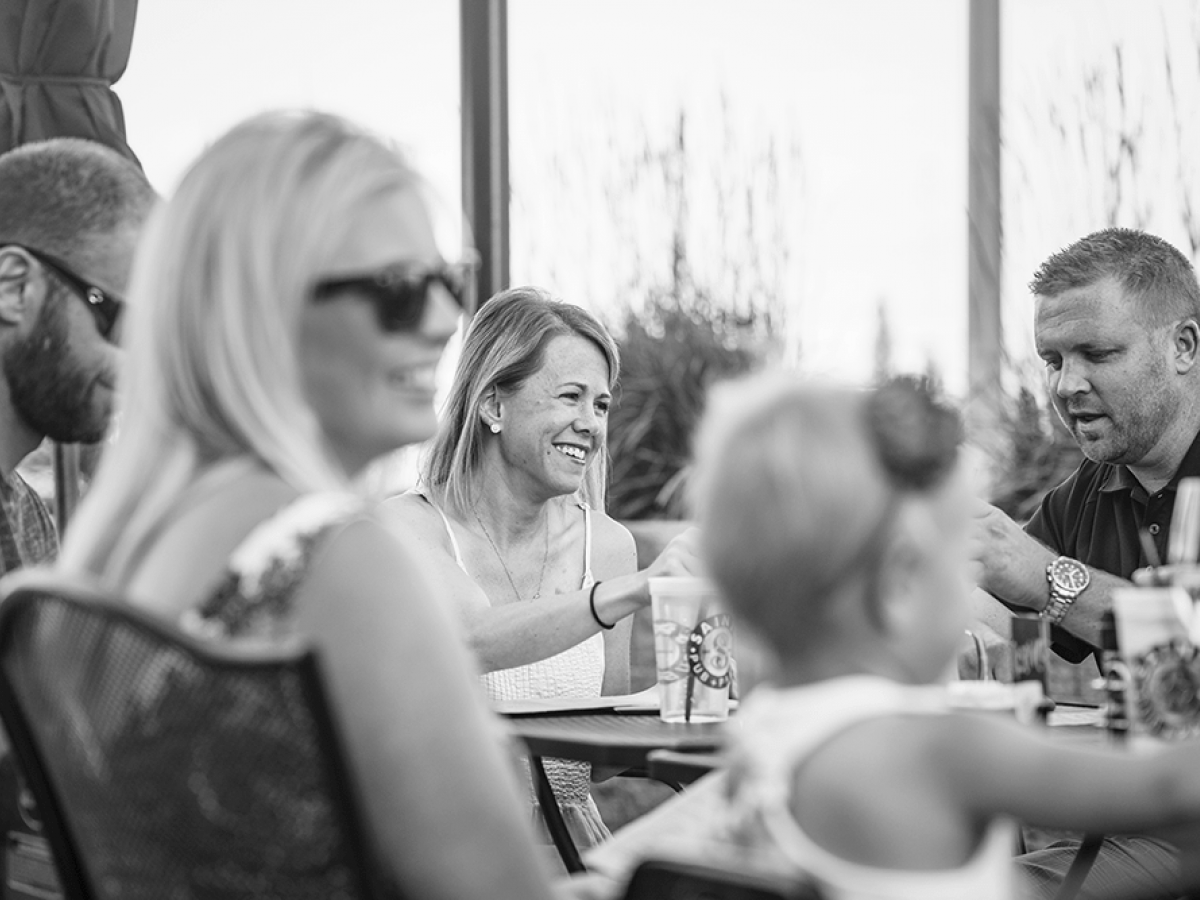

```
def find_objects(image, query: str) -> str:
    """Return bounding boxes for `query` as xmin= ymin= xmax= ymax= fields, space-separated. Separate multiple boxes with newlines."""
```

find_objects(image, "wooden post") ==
xmin=968 ymin=0 xmax=1003 ymax=425
xmin=460 ymin=0 xmax=510 ymax=306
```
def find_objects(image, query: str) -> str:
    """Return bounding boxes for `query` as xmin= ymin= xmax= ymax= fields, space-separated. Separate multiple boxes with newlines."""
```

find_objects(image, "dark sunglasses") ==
xmin=3 ymin=243 xmax=124 ymax=341
xmin=312 ymin=258 xmax=477 ymax=332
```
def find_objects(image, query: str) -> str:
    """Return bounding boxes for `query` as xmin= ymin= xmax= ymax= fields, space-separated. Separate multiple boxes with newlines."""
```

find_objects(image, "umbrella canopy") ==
xmin=0 ymin=0 xmax=139 ymax=161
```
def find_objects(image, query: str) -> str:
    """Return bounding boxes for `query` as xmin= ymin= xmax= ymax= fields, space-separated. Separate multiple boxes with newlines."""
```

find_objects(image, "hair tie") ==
xmin=589 ymin=581 xmax=614 ymax=630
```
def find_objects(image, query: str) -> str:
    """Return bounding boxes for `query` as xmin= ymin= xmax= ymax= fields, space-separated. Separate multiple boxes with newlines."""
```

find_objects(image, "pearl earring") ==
xmin=490 ymin=423 xmax=501 ymax=434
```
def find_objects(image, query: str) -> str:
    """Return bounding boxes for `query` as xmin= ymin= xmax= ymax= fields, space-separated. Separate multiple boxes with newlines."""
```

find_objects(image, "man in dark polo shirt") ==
xmin=975 ymin=227 xmax=1200 ymax=899
xmin=976 ymin=227 xmax=1200 ymax=660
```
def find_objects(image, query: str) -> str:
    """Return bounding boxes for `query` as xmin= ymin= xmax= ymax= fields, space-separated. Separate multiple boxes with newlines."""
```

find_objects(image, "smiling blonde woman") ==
xmin=388 ymin=286 xmax=702 ymax=853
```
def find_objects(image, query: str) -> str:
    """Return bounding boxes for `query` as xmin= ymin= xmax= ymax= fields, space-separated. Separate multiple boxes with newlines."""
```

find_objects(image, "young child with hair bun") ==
xmin=585 ymin=373 xmax=1200 ymax=900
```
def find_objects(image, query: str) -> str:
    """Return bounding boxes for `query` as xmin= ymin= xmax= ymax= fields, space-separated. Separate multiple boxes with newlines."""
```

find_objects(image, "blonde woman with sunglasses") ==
xmin=58 ymin=111 xmax=558 ymax=900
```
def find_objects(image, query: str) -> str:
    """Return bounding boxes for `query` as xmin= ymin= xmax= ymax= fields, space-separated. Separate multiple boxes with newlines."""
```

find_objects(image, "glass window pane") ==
xmin=120 ymin=0 xmax=461 ymax=205
xmin=510 ymin=0 xmax=968 ymax=389
xmin=1003 ymin=0 xmax=1200 ymax=360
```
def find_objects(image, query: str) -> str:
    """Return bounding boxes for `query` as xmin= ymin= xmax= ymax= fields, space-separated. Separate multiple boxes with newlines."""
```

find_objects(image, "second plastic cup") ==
xmin=649 ymin=576 xmax=734 ymax=723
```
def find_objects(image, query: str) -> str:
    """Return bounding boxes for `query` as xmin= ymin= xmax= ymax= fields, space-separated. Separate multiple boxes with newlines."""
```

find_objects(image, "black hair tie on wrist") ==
xmin=589 ymin=581 xmax=615 ymax=630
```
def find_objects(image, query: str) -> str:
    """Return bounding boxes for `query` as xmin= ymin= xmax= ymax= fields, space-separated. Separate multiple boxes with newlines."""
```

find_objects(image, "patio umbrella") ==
xmin=0 ymin=0 xmax=139 ymax=161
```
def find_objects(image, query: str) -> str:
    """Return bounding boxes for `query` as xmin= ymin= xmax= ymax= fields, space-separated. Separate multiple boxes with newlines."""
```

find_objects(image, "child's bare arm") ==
xmin=935 ymin=712 xmax=1200 ymax=834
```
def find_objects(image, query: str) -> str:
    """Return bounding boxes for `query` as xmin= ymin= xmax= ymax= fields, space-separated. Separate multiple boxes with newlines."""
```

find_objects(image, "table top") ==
xmin=507 ymin=702 xmax=1110 ymax=766
xmin=505 ymin=710 xmax=726 ymax=769
xmin=646 ymin=748 xmax=724 ymax=785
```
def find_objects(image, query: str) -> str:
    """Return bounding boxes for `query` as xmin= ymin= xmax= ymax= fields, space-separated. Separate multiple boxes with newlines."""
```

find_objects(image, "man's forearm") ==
xmin=1044 ymin=566 xmax=1128 ymax=649
xmin=975 ymin=502 xmax=1128 ymax=653
xmin=987 ymin=561 xmax=1127 ymax=650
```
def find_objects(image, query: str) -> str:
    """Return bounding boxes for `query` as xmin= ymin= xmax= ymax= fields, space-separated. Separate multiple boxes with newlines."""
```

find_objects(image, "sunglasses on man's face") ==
xmin=3 ymin=244 xmax=124 ymax=342
xmin=312 ymin=258 xmax=477 ymax=332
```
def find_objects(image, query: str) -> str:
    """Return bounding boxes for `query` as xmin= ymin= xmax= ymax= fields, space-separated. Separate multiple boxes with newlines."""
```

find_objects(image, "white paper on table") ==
xmin=492 ymin=684 xmax=741 ymax=716
xmin=492 ymin=685 xmax=661 ymax=716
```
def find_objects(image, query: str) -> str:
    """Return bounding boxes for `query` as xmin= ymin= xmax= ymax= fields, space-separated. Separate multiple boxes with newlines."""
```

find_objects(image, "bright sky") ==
xmin=1002 ymin=0 xmax=1200 ymax=368
xmin=117 ymin=0 xmax=1200 ymax=397
xmin=507 ymin=0 xmax=966 ymax=386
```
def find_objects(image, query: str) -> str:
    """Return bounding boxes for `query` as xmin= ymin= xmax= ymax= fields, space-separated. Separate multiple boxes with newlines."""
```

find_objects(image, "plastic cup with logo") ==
xmin=1111 ymin=586 xmax=1200 ymax=743
xmin=649 ymin=576 xmax=734 ymax=723
xmin=1010 ymin=613 xmax=1050 ymax=692
xmin=1112 ymin=586 xmax=1191 ymax=660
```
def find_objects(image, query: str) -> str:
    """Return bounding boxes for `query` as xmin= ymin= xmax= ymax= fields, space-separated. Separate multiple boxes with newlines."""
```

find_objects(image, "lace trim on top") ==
xmin=181 ymin=492 xmax=363 ymax=642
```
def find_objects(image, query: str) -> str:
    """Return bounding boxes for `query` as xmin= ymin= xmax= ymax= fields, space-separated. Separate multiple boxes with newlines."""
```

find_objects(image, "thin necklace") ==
xmin=472 ymin=505 xmax=551 ymax=602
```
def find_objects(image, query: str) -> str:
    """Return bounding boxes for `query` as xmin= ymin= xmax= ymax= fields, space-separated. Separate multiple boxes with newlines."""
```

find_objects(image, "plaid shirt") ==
xmin=0 ymin=470 xmax=57 ymax=575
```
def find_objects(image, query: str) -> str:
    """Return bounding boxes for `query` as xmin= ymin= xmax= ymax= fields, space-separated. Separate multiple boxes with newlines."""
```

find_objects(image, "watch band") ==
xmin=1042 ymin=590 xmax=1075 ymax=625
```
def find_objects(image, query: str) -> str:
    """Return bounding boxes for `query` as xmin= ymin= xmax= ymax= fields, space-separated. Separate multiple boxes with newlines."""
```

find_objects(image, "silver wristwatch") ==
xmin=1043 ymin=556 xmax=1090 ymax=625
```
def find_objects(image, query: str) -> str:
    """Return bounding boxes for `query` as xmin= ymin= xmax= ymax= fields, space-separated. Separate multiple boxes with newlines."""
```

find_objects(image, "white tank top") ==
xmin=417 ymin=491 xmax=607 ymax=810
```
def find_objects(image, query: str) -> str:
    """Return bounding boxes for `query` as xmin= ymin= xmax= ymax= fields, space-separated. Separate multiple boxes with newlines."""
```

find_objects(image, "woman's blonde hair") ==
xmin=423 ymin=286 xmax=619 ymax=514
xmin=60 ymin=110 xmax=426 ymax=584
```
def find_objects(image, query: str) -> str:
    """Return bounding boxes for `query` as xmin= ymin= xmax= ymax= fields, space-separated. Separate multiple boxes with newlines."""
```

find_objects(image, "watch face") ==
xmin=1049 ymin=557 xmax=1090 ymax=593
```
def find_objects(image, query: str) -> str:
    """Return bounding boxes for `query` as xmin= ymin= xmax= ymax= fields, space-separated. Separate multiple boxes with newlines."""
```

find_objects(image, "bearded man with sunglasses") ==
xmin=0 ymin=138 xmax=154 ymax=898
xmin=0 ymin=138 xmax=155 ymax=573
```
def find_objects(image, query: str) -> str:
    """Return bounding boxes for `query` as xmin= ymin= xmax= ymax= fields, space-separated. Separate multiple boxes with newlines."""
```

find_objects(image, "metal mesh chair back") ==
xmin=0 ymin=570 xmax=388 ymax=900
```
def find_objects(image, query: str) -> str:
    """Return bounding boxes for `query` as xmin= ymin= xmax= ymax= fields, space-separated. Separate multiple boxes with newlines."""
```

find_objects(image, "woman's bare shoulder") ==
xmin=309 ymin=511 xmax=426 ymax=583
xmin=587 ymin=508 xmax=638 ymax=574
xmin=380 ymin=490 xmax=458 ymax=553
xmin=376 ymin=497 xmax=494 ymax=611
xmin=588 ymin=508 xmax=631 ymax=539
xmin=383 ymin=489 xmax=437 ymax=524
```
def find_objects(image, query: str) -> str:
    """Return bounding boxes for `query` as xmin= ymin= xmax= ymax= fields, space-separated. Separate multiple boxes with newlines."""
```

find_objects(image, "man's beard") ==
xmin=3 ymin=291 xmax=111 ymax=445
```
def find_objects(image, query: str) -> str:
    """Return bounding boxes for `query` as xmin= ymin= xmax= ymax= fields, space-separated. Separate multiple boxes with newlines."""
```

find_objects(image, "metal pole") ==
xmin=52 ymin=442 xmax=80 ymax=537
xmin=460 ymin=0 xmax=510 ymax=305
xmin=968 ymin=0 xmax=1003 ymax=417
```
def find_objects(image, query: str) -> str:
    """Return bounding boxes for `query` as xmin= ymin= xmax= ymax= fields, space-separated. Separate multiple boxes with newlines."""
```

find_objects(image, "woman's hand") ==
xmin=589 ymin=526 xmax=704 ymax=629
xmin=642 ymin=525 xmax=704 ymax=581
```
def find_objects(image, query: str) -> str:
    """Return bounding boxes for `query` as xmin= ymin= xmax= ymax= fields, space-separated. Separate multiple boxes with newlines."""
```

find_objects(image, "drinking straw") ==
xmin=683 ymin=597 xmax=708 ymax=723
xmin=1169 ymin=478 xmax=1200 ymax=565
xmin=1139 ymin=527 xmax=1162 ymax=569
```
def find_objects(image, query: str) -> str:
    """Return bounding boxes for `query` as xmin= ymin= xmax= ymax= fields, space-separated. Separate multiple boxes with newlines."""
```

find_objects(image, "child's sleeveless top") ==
xmin=724 ymin=676 xmax=1019 ymax=900
xmin=417 ymin=491 xmax=609 ymax=850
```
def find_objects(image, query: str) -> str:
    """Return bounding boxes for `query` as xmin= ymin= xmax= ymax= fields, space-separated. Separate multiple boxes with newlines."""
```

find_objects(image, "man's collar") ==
xmin=1099 ymin=426 xmax=1200 ymax=496
xmin=1099 ymin=464 xmax=1137 ymax=494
